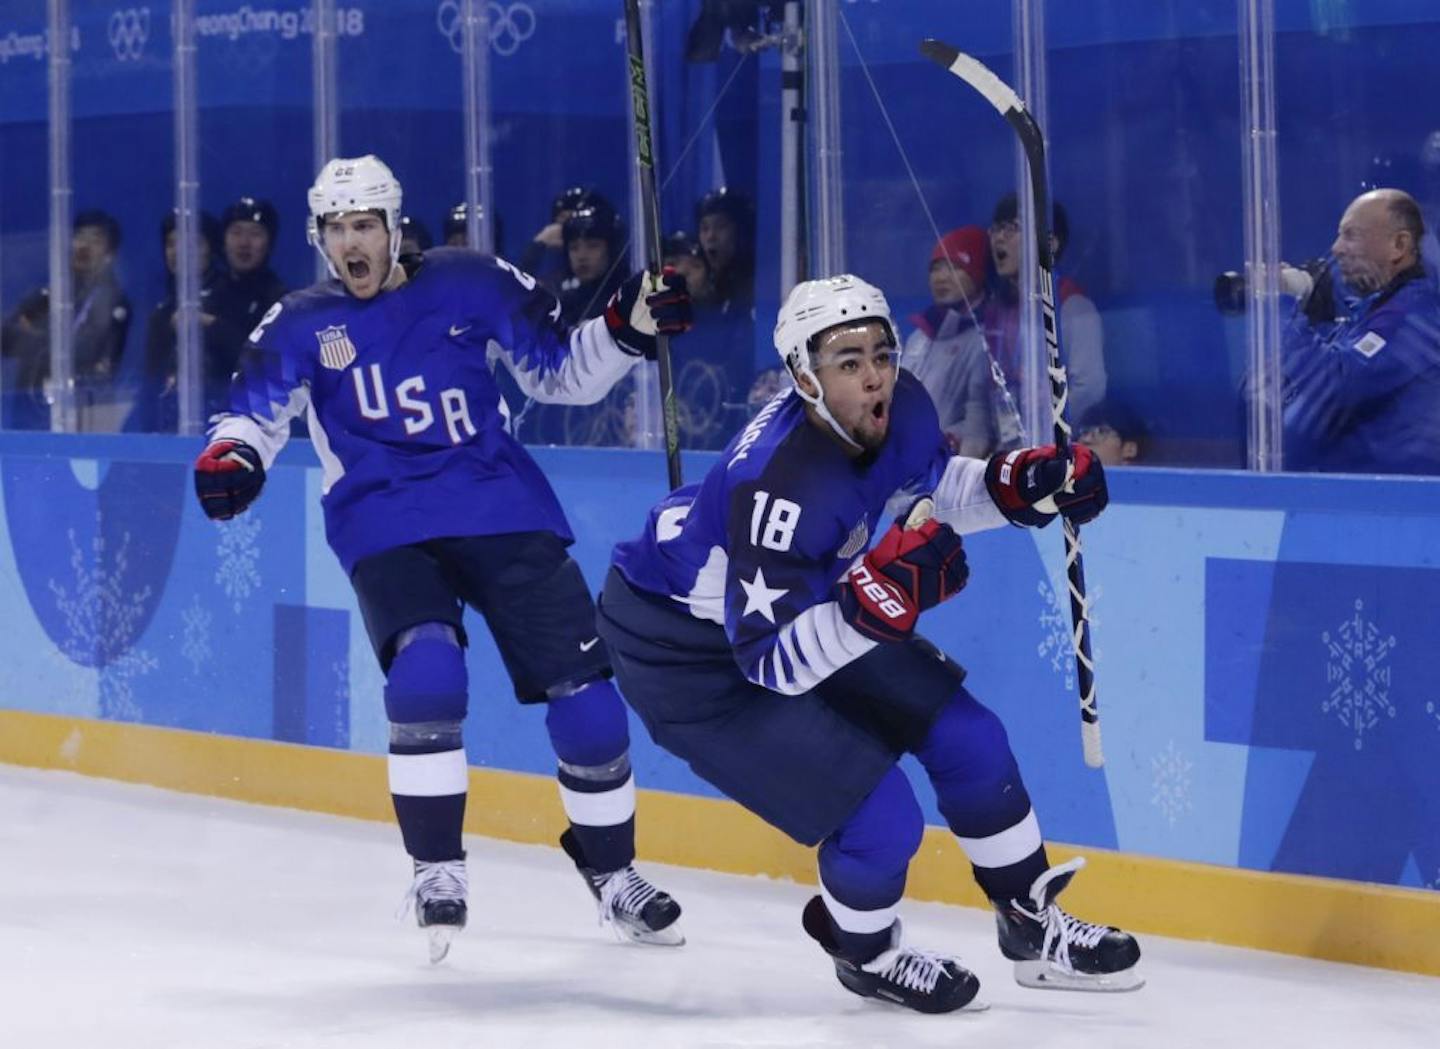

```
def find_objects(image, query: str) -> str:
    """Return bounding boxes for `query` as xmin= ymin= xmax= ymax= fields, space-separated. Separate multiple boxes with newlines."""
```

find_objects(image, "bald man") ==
xmin=1281 ymin=188 xmax=1440 ymax=474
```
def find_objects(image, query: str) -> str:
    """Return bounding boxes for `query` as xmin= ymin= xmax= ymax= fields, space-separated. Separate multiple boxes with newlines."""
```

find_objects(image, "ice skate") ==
xmin=802 ymin=896 xmax=983 ymax=1014
xmin=994 ymin=857 xmax=1143 ymax=991
xmin=560 ymin=829 xmax=684 ymax=946
xmin=404 ymin=857 xmax=468 ymax=964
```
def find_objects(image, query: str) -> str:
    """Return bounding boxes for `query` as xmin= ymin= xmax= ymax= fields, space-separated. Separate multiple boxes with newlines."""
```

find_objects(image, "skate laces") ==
xmin=400 ymin=858 xmax=467 ymax=917
xmin=1014 ymin=899 xmax=1108 ymax=972
xmin=597 ymin=865 xmax=659 ymax=922
xmin=863 ymin=946 xmax=948 ymax=995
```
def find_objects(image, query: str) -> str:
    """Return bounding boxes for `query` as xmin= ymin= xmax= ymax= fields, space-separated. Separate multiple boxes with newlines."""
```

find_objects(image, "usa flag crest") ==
xmin=316 ymin=325 xmax=357 ymax=370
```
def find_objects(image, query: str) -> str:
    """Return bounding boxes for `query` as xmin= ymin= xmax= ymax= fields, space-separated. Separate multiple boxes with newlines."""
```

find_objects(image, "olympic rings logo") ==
xmin=437 ymin=1 xmax=536 ymax=58
xmin=108 ymin=7 xmax=150 ymax=62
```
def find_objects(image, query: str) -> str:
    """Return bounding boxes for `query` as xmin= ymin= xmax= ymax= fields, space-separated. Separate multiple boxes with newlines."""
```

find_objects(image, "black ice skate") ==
xmin=404 ymin=857 xmax=468 ymax=964
xmin=802 ymin=896 xmax=982 ymax=1014
xmin=994 ymin=857 xmax=1143 ymax=991
xmin=560 ymin=829 xmax=684 ymax=946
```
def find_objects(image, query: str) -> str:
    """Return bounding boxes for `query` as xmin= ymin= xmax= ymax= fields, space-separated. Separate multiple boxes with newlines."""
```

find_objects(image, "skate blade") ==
xmin=426 ymin=925 xmax=459 ymax=964
xmin=609 ymin=919 xmax=686 ymax=947
xmin=1013 ymin=960 xmax=1144 ymax=992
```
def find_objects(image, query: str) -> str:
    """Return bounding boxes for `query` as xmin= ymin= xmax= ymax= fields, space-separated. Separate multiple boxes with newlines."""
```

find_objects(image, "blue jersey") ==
xmin=209 ymin=248 xmax=637 ymax=570
xmin=1282 ymin=267 xmax=1440 ymax=474
xmin=613 ymin=371 xmax=1006 ymax=695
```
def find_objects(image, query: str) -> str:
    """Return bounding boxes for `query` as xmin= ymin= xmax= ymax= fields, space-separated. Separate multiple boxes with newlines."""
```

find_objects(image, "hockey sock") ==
xmin=547 ymin=679 xmax=635 ymax=874
xmin=385 ymin=626 xmax=469 ymax=862
xmin=914 ymin=689 xmax=1049 ymax=901
xmin=817 ymin=766 xmax=923 ymax=963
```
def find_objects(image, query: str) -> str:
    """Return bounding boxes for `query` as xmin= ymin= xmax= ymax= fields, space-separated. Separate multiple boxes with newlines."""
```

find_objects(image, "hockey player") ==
xmin=597 ymin=275 xmax=1142 ymax=1013
xmin=192 ymin=155 xmax=689 ymax=962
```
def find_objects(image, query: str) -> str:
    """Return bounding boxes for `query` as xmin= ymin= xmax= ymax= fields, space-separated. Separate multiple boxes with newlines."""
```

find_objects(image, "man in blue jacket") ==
xmin=1282 ymin=188 xmax=1440 ymax=474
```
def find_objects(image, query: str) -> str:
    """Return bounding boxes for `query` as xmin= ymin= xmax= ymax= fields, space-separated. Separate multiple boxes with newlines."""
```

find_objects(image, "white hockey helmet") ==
xmin=307 ymin=154 xmax=404 ymax=278
xmin=773 ymin=275 xmax=897 ymax=447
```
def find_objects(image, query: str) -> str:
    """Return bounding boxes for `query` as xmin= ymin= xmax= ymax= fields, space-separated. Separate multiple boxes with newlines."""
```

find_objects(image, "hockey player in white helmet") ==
xmin=195 ymin=154 xmax=694 ymax=962
xmin=598 ymin=273 xmax=1140 ymax=1013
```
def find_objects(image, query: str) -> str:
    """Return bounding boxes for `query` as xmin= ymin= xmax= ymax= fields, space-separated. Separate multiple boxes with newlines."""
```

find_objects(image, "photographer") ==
xmin=1275 ymin=189 xmax=1440 ymax=474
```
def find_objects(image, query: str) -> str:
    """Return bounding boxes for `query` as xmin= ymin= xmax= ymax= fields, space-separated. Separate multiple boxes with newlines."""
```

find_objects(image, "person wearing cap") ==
xmin=984 ymin=192 xmax=1107 ymax=424
xmin=128 ymin=210 xmax=226 ymax=432
xmin=441 ymin=202 xmax=505 ymax=257
xmin=696 ymin=186 xmax=756 ymax=315
xmin=903 ymin=226 xmax=1009 ymax=456
xmin=1 ymin=209 xmax=132 ymax=429
xmin=211 ymin=197 xmax=287 ymax=358
xmin=656 ymin=229 xmax=758 ymax=449
xmin=557 ymin=203 xmax=629 ymax=327
xmin=520 ymin=186 xmax=611 ymax=291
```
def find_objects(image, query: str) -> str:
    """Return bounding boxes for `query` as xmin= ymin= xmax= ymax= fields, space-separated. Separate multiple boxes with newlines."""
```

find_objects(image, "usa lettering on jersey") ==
xmin=352 ymin=363 xmax=478 ymax=444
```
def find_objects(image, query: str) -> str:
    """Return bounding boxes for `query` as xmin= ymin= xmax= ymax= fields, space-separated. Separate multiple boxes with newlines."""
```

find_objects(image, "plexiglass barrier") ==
xmin=3 ymin=0 xmax=1439 ymax=473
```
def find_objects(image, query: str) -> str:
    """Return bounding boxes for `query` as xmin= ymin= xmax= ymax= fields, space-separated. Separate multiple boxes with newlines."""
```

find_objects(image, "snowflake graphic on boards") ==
xmin=1321 ymin=598 xmax=1397 ymax=751
xmin=1036 ymin=578 xmax=1101 ymax=693
xmin=214 ymin=514 xmax=262 ymax=613
xmin=46 ymin=521 xmax=157 ymax=721
xmin=181 ymin=595 xmax=213 ymax=677
xmin=1150 ymin=739 xmax=1194 ymax=828
xmin=330 ymin=656 xmax=351 ymax=746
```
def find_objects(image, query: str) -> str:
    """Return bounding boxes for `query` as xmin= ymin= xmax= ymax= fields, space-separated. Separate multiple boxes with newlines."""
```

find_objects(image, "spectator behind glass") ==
xmin=1077 ymin=397 xmax=1147 ymax=467
xmin=558 ymin=203 xmax=628 ymax=326
xmin=518 ymin=204 xmax=632 ymax=446
xmin=442 ymin=202 xmax=505 ymax=256
xmin=660 ymin=230 xmax=752 ymax=449
xmin=696 ymin=186 xmax=755 ymax=315
xmin=520 ymin=186 xmax=612 ymax=292
xmin=984 ymin=192 xmax=1107 ymax=424
xmin=129 ymin=210 xmax=226 ymax=432
xmin=212 ymin=196 xmax=286 ymax=347
xmin=902 ymin=225 xmax=1014 ymax=456
xmin=398 ymin=215 xmax=433 ymax=257
xmin=1277 ymin=188 xmax=1440 ymax=474
xmin=0 ymin=208 xmax=131 ymax=430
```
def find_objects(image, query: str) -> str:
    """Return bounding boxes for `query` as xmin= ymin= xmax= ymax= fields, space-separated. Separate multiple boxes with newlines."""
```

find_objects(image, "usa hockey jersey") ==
xmin=208 ymin=248 xmax=637 ymax=570
xmin=613 ymin=370 xmax=1007 ymax=695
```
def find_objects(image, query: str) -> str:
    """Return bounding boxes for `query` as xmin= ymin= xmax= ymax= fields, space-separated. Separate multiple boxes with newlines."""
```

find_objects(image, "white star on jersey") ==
xmin=739 ymin=566 xmax=788 ymax=624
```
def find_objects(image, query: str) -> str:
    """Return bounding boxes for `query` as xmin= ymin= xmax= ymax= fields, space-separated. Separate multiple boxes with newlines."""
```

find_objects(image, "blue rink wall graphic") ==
xmin=1 ymin=432 xmax=1439 ymax=974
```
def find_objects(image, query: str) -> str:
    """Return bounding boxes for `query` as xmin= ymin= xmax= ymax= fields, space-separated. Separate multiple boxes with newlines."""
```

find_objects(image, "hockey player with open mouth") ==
xmin=597 ymin=275 xmax=1142 ymax=1013
xmin=193 ymin=154 xmax=691 ymax=963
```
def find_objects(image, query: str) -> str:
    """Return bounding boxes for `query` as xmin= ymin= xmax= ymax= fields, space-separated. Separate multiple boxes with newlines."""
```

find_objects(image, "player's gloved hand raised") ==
xmin=985 ymin=443 xmax=1107 ymax=528
xmin=194 ymin=440 xmax=265 ymax=521
xmin=605 ymin=266 xmax=693 ymax=359
xmin=838 ymin=498 xmax=969 ymax=644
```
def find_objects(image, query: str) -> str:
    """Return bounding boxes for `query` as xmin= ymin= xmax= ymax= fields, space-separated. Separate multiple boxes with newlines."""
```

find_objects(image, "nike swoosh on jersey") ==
xmin=449 ymin=324 xmax=471 ymax=337
xmin=579 ymin=637 xmax=600 ymax=652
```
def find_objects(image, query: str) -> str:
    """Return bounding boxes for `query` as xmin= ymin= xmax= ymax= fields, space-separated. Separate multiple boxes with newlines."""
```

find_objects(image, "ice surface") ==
xmin=2 ymin=764 xmax=1435 ymax=1049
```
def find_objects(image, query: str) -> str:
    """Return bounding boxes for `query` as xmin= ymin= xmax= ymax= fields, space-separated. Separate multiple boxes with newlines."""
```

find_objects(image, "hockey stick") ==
xmin=919 ymin=39 xmax=1102 ymax=768
xmin=623 ymin=0 xmax=683 ymax=490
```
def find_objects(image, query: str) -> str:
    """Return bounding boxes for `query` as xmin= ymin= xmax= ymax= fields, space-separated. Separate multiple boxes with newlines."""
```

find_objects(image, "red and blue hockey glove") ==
xmin=838 ymin=499 xmax=969 ymax=644
xmin=605 ymin=266 xmax=693 ymax=359
xmin=194 ymin=440 xmax=265 ymax=521
xmin=985 ymin=443 xmax=1107 ymax=528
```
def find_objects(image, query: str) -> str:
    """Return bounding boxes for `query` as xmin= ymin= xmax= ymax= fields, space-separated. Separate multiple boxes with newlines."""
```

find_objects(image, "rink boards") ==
xmin=0 ymin=432 xmax=1437 ymax=974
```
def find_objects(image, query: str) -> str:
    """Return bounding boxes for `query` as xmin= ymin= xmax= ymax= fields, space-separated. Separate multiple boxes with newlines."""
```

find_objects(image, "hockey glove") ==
xmin=838 ymin=498 xmax=969 ymax=644
xmin=985 ymin=443 xmax=1107 ymax=529
xmin=605 ymin=267 xmax=693 ymax=359
xmin=194 ymin=440 xmax=265 ymax=521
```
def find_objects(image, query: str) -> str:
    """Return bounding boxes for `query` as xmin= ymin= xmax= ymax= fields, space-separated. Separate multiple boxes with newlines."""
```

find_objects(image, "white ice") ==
xmin=2 ymin=764 xmax=1435 ymax=1049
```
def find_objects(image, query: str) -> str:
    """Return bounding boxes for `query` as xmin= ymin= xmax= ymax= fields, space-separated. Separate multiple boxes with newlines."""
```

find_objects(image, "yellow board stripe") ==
xmin=3 ymin=710 xmax=1437 ymax=976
